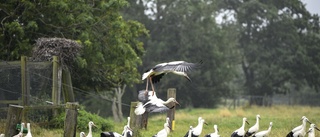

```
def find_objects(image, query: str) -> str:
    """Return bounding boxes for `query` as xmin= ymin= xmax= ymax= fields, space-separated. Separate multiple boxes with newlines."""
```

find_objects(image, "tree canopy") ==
xmin=0 ymin=0 xmax=148 ymax=91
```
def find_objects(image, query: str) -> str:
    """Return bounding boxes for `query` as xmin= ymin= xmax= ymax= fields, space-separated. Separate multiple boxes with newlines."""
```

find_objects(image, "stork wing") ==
xmin=155 ymin=61 xmax=202 ymax=72
xmin=137 ymin=90 xmax=158 ymax=103
xmin=147 ymin=105 xmax=173 ymax=113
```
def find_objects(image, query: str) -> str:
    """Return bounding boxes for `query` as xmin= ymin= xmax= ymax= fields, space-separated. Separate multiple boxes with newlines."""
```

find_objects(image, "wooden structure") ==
xmin=64 ymin=102 xmax=79 ymax=137
xmin=5 ymin=105 xmax=24 ymax=137
xmin=166 ymin=88 xmax=176 ymax=131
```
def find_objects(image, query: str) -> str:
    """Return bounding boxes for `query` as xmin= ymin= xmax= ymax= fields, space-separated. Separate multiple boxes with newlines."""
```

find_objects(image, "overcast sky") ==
xmin=301 ymin=0 xmax=320 ymax=15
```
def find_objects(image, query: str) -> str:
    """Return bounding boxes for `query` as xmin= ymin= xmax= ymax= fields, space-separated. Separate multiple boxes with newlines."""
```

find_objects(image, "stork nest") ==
xmin=32 ymin=38 xmax=82 ymax=69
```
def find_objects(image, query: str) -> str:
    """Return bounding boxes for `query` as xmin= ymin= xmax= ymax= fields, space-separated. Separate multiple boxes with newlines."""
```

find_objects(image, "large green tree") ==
xmin=0 ymin=0 xmax=148 ymax=91
xmin=223 ymin=0 xmax=320 ymax=104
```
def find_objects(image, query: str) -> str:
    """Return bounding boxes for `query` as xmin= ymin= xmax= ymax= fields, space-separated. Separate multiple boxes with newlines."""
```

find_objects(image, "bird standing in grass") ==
xmin=307 ymin=124 xmax=320 ymax=137
xmin=122 ymin=117 xmax=133 ymax=137
xmin=184 ymin=117 xmax=208 ymax=137
xmin=87 ymin=121 xmax=97 ymax=137
xmin=25 ymin=123 xmax=32 ymax=137
xmin=287 ymin=117 xmax=311 ymax=137
xmin=152 ymin=122 xmax=171 ymax=137
xmin=204 ymin=124 xmax=220 ymax=137
xmin=142 ymin=61 xmax=202 ymax=95
xmin=231 ymin=117 xmax=250 ymax=137
xmin=246 ymin=114 xmax=261 ymax=136
xmin=253 ymin=122 xmax=272 ymax=137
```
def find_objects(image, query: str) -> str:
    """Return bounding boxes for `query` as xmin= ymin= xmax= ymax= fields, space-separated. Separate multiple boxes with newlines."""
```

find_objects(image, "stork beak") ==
xmin=315 ymin=126 xmax=320 ymax=131
xmin=204 ymin=122 xmax=208 ymax=125
xmin=307 ymin=119 xmax=312 ymax=124
xmin=93 ymin=124 xmax=97 ymax=128
xmin=175 ymin=101 xmax=180 ymax=106
xmin=167 ymin=125 xmax=172 ymax=130
xmin=185 ymin=76 xmax=192 ymax=82
xmin=246 ymin=121 xmax=250 ymax=125
xmin=127 ymin=126 xmax=133 ymax=131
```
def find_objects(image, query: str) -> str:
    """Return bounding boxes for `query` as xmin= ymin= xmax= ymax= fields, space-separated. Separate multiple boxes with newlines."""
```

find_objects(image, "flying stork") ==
xmin=142 ymin=61 xmax=202 ymax=95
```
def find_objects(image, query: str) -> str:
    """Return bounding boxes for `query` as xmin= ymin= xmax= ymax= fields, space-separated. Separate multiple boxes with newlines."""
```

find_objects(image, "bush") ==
xmin=50 ymin=106 xmax=113 ymax=132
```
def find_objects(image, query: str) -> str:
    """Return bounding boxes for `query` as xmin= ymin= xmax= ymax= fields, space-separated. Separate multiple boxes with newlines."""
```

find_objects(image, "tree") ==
xmin=223 ymin=0 xmax=320 ymax=105
xmin=0 ymin=0 xmax=148 ymax=116
xmin=0 ymin=0 xmax=148 ymax=90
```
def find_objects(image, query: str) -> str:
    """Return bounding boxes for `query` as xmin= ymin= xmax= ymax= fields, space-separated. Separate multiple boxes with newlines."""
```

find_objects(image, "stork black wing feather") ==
xmin=151 ymin=73 xmax=165 ymax=83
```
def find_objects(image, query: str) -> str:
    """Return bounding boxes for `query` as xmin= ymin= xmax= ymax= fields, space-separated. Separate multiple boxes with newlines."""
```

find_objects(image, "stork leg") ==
xmin=145 ymin=78 xmax=149 ymax=96
xmin=150 ymin=77 xmax=156 ymax=96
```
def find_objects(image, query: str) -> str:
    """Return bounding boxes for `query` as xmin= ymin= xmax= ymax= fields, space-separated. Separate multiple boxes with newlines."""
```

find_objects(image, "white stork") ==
xmin=86 ymin=121 xmax=97 ymax=137
xmin=246 ymin=114 xmax=261 ymax=136
xmin=204 ymin=124 xmax=220 ymax=137
xmin=152 ymin=122 xmax=171 ymax=137
xmin=252 ymin=122 xmax=273 ymax=137
xmin=231 ymin=117 xmax=250 ymax=137
xmin=289 ymin=116 xmax=310 ymax=134
xmin=292 ymin=117 xmax=311 ymax=137
xmin=142 ymin=61 xmax=202 ymax=95
xmin=287 ymin=117 xmax=311 ymax=137
xmin=0 ymin=134 xmax=4 ymax=137
xmin=80 ymin=132 xmax=86 ymax=137
xmin=25 ymin=123 xmax=32 ymax=137
xmin=184 ymin=117 xmax=208 ymax=137
xmin=307 ymin=124 xmax=320 ymax=137
xmin=122 ymin=117 xmax=133 ymax=137
xmin=101 ymin=117 xmax=133 ymax=137
xmin=187 ymin=126 xmax=193 ymax=137
xmin=134 ymin=90 xmax=180 ymax=115
xmin=13 ymin=123 xmax=24 ymax=137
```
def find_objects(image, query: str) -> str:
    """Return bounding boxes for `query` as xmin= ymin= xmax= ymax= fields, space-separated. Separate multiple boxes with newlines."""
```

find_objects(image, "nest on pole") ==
xmin=32 ymin=37 xmax=82 ymax=69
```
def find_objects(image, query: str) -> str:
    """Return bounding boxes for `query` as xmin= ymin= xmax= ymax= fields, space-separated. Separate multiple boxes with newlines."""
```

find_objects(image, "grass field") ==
xmin=1 ymin=105 xmax=320 ymax=137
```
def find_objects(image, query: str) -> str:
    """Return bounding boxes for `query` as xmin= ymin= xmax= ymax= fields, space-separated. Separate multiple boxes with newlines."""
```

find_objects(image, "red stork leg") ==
xmin=150 ymin=77 xmax=156 ymax=96
xmin=145 ymin=77 xmax=149 ymax=95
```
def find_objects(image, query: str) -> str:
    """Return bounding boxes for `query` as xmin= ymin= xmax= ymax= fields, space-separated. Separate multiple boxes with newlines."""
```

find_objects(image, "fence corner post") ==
xmin=5 ymin=105 xmax=24 ymax=137
xmin=130 ymin=101 xmax=148 ymax=136
xmin=64 ymin=102 xmax=78 ymax=137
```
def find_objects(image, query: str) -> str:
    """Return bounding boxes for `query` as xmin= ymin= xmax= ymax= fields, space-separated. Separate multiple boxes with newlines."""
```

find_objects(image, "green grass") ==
xmin=1 ymin=105 xmax=320 ymax=137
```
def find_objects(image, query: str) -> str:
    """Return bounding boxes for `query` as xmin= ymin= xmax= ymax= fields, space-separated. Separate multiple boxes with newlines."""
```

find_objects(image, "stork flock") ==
xmin=74 ymin=114 xmax=320 ymax=137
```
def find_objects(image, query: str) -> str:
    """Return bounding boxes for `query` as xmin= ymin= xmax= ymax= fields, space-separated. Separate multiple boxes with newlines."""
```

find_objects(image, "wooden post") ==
xmin=21 ymin=56 xmax=30 ymax=106
xmin=52 ymin=56 xmax=59 ymax=116
xmin=5 ymin=105 xmax=24 ymax=137
xmin=130 ymin=102 xmax=148 ymax=131
xmin=64 ymin=102 xmax=78 ymax=137
xmin=167 ymin=88 xmax=176 ymax=131
xmin=62 ymin=68 xmax=75 ymax=102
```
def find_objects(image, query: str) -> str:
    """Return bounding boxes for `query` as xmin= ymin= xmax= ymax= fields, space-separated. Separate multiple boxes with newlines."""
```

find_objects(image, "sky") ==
xmin=301 ymin=0 xmax=320 ymax=15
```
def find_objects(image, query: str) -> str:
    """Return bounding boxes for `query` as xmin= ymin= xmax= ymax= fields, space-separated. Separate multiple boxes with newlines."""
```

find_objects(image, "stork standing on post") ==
xmin=135 ymin=90 xmax=180 ymax=115
xmin=142 ymin=61 xmax=202 ymax=95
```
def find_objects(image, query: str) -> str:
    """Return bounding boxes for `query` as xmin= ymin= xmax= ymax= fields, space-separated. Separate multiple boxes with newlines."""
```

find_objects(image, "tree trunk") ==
xmin=112 ymin=97 xmax=120 ymax=122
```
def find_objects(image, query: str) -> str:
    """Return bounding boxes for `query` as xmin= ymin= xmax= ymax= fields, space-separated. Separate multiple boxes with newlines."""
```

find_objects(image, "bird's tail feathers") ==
xmin=134 ymin=102 xmax=146 ymax=115
xmin=142 ymin=70 xmax=152 ymax=80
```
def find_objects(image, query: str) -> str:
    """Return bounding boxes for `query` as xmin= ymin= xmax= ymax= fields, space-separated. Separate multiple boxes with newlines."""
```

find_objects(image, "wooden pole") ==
xmin=130 ymin=102 xmax=148 ymax=131
xmin=5 ymin=105 xmax=24 ymax=137
xmin=21 ymin=56 xmax=30 ymax=106
xmin=52 ymin=56 xmax=59 ymax=116
xmin=167 ymin=88 xmax=176 ymax=131
xmin=62 ymin=68 xmax=75 ymax=102
xmin=64 ymin=102 xmax=78 ymax=137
